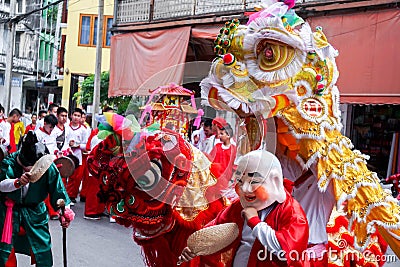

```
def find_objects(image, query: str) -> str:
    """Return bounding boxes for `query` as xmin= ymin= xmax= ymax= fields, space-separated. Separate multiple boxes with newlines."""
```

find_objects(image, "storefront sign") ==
xmin=12 ymin=77 xmax=21 ymax=88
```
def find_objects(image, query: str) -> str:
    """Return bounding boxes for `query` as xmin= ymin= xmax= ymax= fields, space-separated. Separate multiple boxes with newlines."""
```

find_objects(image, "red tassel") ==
xmin=1 ymin=199 xmax=14 ymax=244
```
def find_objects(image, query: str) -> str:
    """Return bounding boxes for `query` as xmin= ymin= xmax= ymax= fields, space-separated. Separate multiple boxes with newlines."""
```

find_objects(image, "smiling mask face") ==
xmin=235 ymin=150 xmax=286 ymax=210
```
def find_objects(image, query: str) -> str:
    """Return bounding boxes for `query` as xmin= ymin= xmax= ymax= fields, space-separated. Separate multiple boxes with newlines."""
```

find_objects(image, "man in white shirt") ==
xmin=0 ymin=104 xmax=10 ymax=148
xmin=34 ymin=114 xmax=58 ymax=154
xmin=201 ymin=117 xmax=227 ymax=154
xmin=200 ymin=117 xmax=236 ymax=154
xmin=81 ymin=111 xmax=92 ymax=139
xmin=35 ymin=103 xmax=59 ymax=130
xmin=65 ymin=108 xmax=88 ymax=203
xmin=52 ymin=107 xmax=71 ymax=153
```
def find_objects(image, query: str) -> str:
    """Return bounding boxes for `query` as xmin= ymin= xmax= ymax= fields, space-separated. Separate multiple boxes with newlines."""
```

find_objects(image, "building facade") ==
xmin=0 ymin=0 xmax=64 ymax=114
xmin=0 ymin=0 xmax=36 ymax=112
xmin=60 ymin=0 xmax=114 ymax=112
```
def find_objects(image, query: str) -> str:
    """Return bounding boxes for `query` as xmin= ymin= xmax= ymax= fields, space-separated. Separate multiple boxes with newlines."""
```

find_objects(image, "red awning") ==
xmin=191 ymin=25 xmax=223 ymax=39
xmin=307 ymin=9 xmax=400 ymax=104
xmin=109 ymin=27 xmax=191 ymax=97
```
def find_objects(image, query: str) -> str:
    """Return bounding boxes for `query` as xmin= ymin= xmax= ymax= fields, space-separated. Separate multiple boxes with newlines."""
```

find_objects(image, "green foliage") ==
xmin=46 ymin=6 xmax=58 ymax=24
xmin=73 ymin=72 xmax=109 ymax=108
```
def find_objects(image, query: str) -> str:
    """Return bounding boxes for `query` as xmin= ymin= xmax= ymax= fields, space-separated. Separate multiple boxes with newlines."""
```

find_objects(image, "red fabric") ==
xmin=191 ymin=25 xmax=223 ymax=39
xmin=5 ymin=248 xmax=16 ymax=267
xmin=86 ymin=128 xmax=99 ymax=151
xmin=247 ymin=216 xmax=261 ymax=229
xmin=212 ymin=117 xmax=227 ymax=129
xmin=12 ymin=180 xmax=20 ymax=188
xmin=109 ymin=27 xmax=191 ymax=97
xmin=309 ymin=256 xmax=327 ymax=267
xmin=84 ymin=174 xmax=105 ymax=216
xmin=9 ymin=123 xmax=16 ymax=153
xmin=67 ymin=165 xmax=84 ymax=198
xmin=209 ymin=143 xmax=237 ymax=187
xmin=5 ymin=243 xmax=36 ymax=266
xmin=83 ymin=128 xmax=104 ymax=215
xmin=307 ymin=244 xmax=328 ymax=267
xmin=61 ymin=177 xmax=67 ymax=188
xmin=79 ymin=154 xmax=89 ymax=198
xmin=44 ymin=195 xmax=58 ymax=217
xmin=201 ymin=191 xmax=310 ymax=267
xmin=24 ymin=124 xmax=36 ymax=134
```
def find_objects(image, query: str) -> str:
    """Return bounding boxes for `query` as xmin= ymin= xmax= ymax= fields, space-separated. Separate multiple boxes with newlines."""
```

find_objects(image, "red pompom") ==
xmin=316 ymin=74 xmax=322 ymax=81
xmin=223 ymin=53 xmax=235 ymax=65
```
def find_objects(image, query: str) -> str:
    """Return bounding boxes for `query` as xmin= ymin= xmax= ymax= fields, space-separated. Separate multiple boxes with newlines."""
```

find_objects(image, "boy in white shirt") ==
xmin=52 ymin=107 xmax=71 ymax=154
xmin=65 ymin=108 xmax=88 ymax=203
xmin=0 ymin=105 xmax=10 ymax=148
xmin=34 ymin=114 xmax=58 ymax=154
xmin=35 ymin=103 xmax=59 ymax=130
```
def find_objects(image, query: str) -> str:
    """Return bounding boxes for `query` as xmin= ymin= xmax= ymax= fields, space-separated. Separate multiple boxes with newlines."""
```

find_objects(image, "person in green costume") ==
xmin=0 ymin=131 xmax=73 ymax=266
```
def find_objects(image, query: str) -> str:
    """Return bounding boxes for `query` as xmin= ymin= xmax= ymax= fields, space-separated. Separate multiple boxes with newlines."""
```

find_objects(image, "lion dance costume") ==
xmin=87 ymin=113 xmax=227 ymax=267
xmin=200 ymin=0 xmax=400 ymax=262
xmin=87 ymin=1 xmax=400 ymax=266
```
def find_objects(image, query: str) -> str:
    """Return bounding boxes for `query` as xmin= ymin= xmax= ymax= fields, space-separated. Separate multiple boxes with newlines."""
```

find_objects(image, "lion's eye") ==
xmin=102 ymin=174 xmax=108 ymax=185
xmin=136 ymin=161 xmax=161 ymax=190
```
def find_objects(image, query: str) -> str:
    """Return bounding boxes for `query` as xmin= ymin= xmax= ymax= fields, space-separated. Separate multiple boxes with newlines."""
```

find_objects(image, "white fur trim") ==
xmin=298 ymin=23 xmax=314 ymax=52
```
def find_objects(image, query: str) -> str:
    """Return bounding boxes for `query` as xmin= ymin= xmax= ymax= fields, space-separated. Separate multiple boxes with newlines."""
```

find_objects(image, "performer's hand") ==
xmin=241 ymin=207 xmax=258 ymax=221
xmin=69 ymin=140 xmax=75 ymax=147
xmin=177 ymin=247 xmax=196 ymax=265
xmin=55 ymin=150 xmax=63 ymax=158
xmin=59 ymin=215 xmax=70 ymax=228
xmin=19 ymin=172 xmax=31 ymax=186
xmin=59 ymin=207 xmax=75 ymax=229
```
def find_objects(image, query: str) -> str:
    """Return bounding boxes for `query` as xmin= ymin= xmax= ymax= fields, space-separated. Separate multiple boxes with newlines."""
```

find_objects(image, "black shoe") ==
xmin=84 ymin=214 xmax=101 ymax=220
xmin=80 ymin=196 xmax=86 ymax=202
xmin=70 ymin=198 xmax=77 ymax=203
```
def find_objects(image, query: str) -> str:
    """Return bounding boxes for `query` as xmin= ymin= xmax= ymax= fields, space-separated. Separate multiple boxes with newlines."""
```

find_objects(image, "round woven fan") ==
xmin=30 ymin=154 xmax=56 ymax=183
xmin=54 ymin=156 xmax=75 ymax=178
xmin=187 ymin=223 xmax=239 ymax=256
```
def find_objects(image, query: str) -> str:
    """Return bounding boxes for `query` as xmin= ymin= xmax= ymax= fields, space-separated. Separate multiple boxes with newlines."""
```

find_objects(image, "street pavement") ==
xmin=17 ymin=200 xmax=146 ymax=267
xmin=15 ymin=200 xmax=400 ymax=266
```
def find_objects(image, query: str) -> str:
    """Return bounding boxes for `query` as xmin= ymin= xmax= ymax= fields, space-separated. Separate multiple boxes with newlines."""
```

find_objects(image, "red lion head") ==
xmin=88 ymin=128 xmax=193 ymax=240
xmin=88 ymin=122 xmax=226 ymax=267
